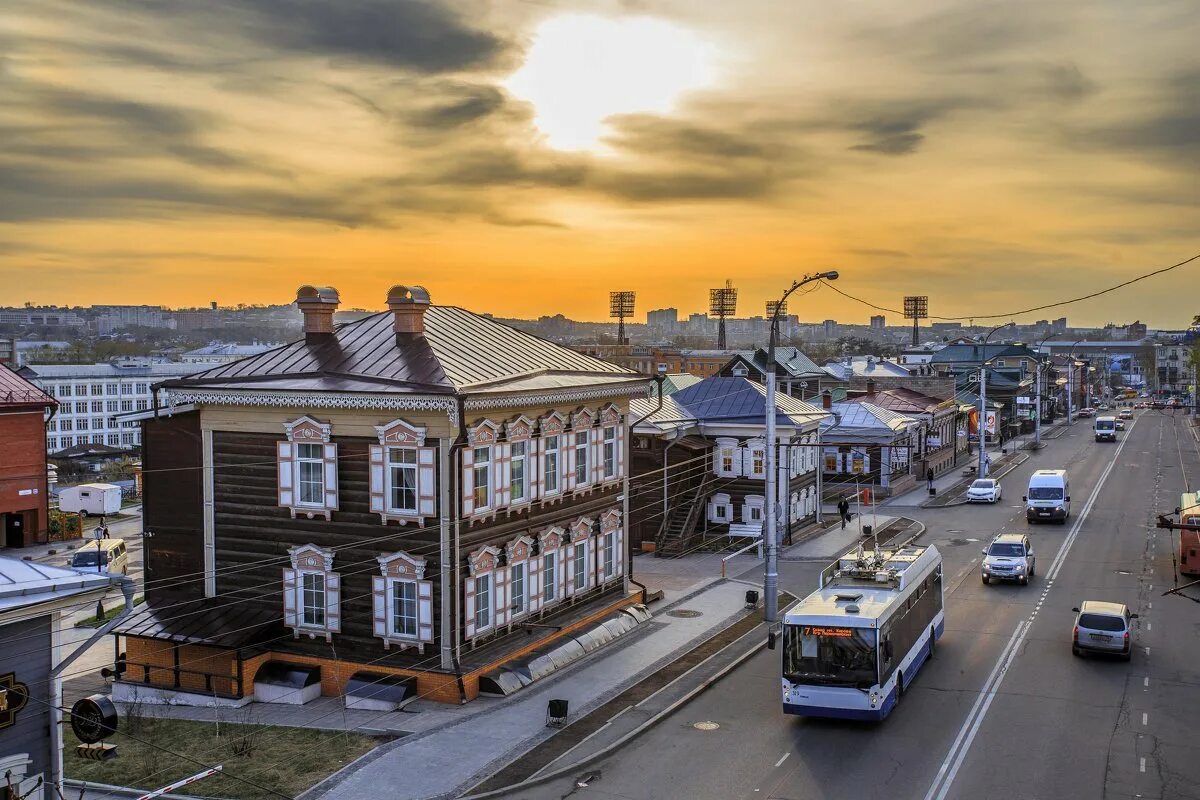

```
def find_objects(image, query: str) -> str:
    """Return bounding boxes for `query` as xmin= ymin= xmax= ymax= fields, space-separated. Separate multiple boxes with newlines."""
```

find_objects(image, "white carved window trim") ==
xmin=370 ymin=419 xmax=436 ymax=526
xmin=599 ymin=509 xmax=623 ymax=582
xmin=540 ymin=412 xmax=566 ymax=497
xmin=747 ymin=440 xmax=767 ymax=479
xmin=284 ymin=544 xmax=339 ymax=642
xmin=708 ymin=492 xmax=733 ymax=523
xmin=278 ymin=416 xmax=337 ymax=520
xmin=714 ymin=437 xmax=740 ymax=478
xmin=465 ymin=545 xmax=502 ymax=639
xmin=463 ymin=420 xmax=499 ymax=517
xmin=372 ymin=551 xmax=432 ymax=651
xmin=537 ymin=527 xmax=565 ymax=609
xmin=742 ymin=495 xmax=766 ymax=524
xmin=567 ymin=519 xmax=594 ymax=596
xmin=505 ymin=535 xmax=535 ymax=620
xmin=506 ymin=415 xmax=533 ymax=507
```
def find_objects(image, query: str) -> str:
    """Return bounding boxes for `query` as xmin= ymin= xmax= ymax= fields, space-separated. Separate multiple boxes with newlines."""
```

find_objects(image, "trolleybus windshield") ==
xmin=783 ymin=625 xmax=877 ymax=689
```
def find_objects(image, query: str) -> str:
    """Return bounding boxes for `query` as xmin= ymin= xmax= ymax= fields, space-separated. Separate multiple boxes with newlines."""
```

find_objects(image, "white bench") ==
xmin=728 ymin=523 xmax=763 ymax=540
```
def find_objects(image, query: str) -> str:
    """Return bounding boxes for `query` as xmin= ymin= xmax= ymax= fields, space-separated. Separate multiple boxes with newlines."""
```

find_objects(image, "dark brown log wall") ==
xmin=142 ymin=412 xmax=204 ymax=602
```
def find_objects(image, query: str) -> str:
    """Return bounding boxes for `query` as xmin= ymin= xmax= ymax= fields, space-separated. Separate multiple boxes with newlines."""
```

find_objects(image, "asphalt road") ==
xmin=502 ymin=410 xmax=1200 ymax=800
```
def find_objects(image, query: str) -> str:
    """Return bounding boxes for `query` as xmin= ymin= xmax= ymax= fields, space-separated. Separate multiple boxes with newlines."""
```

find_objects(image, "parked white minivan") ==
xmin=70 ymin=538 xmax=129 ymax=575
xmin=1025 ymin=469 xmax=1070 ymax=524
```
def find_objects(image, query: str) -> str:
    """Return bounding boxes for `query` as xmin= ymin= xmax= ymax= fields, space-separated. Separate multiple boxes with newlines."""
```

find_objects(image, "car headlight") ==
xmin=1055 ymin=506 xmax=1064 ymax=512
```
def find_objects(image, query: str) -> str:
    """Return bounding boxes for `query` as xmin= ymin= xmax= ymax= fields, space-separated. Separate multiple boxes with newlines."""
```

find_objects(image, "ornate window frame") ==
xmin=277 ymin=416 xmax=337 ymax=520
xmin=372 ymin=551 xmax=433 ymax=651
xmin=283 ymin=544 xmax=339 ymax=642
xmin=465 ymin=545 xmax=503 ymax=639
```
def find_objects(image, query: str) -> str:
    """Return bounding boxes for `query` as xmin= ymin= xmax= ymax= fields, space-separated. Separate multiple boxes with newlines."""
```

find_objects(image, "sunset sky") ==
xmin=2 ymin=0 xmax=1198 ymax=325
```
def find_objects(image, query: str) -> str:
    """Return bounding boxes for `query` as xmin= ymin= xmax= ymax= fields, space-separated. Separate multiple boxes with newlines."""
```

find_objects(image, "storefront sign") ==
xmin=70 ymin=694 xmax=119 ymax=744
xmin=0 ymin=673 xmax=29 ymax=730
xmin=927 ymin=435 xmax=942 ymax=449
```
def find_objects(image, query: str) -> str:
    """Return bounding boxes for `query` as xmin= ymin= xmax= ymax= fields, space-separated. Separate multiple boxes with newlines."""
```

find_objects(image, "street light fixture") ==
xmin=764 ymin=270 xmax=838 ymax=626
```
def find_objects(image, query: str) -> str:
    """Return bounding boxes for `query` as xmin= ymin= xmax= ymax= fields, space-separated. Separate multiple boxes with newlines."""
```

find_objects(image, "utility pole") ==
xmin=765 ymin=270 xmax=839 ymax=625
xmin=976 ymin=323 xmax=1012 ymax=478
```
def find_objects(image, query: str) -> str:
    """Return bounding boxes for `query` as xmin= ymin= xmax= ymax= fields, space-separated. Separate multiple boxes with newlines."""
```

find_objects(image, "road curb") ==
xmin=457 ymin=629 xmax=766 ymax=800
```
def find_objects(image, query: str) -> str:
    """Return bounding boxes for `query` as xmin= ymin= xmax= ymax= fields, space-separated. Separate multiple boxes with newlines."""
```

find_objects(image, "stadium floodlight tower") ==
xmin=904 ymin=295 xmax=928 ymax=346
xmin=710 ymin=280 xmax=738 ymax=349
xmin=609 ymin=291 xmax=635 ymax=345
xmin=766 ymin=300 xmax=787 ymax=319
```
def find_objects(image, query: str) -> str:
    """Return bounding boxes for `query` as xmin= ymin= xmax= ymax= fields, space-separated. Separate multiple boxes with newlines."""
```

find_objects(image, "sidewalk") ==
xmin=307 ymin=579 xmax=764 ymax=800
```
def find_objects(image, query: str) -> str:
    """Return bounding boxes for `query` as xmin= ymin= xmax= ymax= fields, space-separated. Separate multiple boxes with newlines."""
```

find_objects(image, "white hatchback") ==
xmin=966 ymin=479 xmax=1002 ymax=504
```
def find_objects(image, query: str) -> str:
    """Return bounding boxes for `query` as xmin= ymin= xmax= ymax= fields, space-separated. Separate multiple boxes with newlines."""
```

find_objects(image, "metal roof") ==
xmin=822 ymin=358 xmax=912 ymax=380
xmin=161 ymin=306 xmax=643 ymax=396
xmin=670 ymin=376 xmax=828 ymax=427
xmin=115 ymin=597 xmax=281 ymax=648
xmin=630 ymin=395 xmax=698 ymax=433
xmin=0 ymin=556 xmax=115 ymax=614
xmin=0 ymin=363 xmax=55 ymax=408
xmin=26 ymin=362 xmax=209 ymax=379
xmin=821 ymin=402 xmax=917 ymax=434
xmin=846 ymin=387 xmax=954 ymax=415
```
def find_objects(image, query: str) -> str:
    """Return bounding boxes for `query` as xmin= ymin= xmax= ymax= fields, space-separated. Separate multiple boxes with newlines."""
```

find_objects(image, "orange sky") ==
xmin=2 ymin=1 xmax=1198 ymax=325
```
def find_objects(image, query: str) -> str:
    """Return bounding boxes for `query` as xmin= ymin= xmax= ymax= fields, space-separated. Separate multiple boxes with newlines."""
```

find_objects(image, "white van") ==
xmin=70 ymin=538 xmax=129 ymax=575
xmin=1094 ymin=416 xmax=1117 ymax=442
xmin=58 ymin=483 xmax=123 ymax=516
xmin=1024 ymin=470 xmax=1070 ymax=524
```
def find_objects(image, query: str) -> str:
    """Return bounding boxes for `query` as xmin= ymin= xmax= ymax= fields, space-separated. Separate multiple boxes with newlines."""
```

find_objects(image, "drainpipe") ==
xmin=438 ymin=400 xmax=455 ymax=673
xmin=451 ymin=395 xmax=468 ymax=703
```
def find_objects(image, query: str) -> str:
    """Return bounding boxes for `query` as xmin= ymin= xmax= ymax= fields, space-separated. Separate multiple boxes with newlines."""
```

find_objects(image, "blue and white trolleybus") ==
xmin=781 ymin=543 xmax=944 ymax=720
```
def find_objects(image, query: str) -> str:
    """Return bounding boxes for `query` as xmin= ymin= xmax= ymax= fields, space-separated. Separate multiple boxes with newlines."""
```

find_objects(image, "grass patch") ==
xmin=75 ymin=596 xmax=144 ymax=627
xmin=65 ymin=714 xmax=378 ymax=800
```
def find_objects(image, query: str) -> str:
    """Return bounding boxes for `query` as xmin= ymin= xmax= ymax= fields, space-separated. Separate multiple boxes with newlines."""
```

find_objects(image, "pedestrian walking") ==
xmin=101 ymin=525 xmax=110 ymax=539
xmin=837 ymin=497 xmax=850 ymax=529
xmin=926 ymin=466 xmax=934 ymax=492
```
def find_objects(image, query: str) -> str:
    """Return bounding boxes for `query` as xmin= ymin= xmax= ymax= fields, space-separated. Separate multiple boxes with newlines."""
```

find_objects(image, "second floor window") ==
xmin=297 ymin=443 xmax=325 ymax=505
xmin=575 ymin=430 xmax=589 ymax=485
xmin=603 ymin=427 xmax=617 ymax=479
xmin=603 ymin=531 xmax=616 ymax=578
xmin=473 ymin=446 xmax=491 ymax=509
xmin=573 ymin=544 xmax=587 ymax=591
xmin=544 ymin=435 xmax=560 ymax=493
xmin=387 ymin=447 xmax=418 ymax=513
xmin=751 ymin=447 xmax=765 ymax=477
xmin=511 ymin=441 xmax=527 ymax=502
xmin=120 ymin=400 xmax=132 ymax=412
xmin=510 ymin=562 xmax=526 ymax=616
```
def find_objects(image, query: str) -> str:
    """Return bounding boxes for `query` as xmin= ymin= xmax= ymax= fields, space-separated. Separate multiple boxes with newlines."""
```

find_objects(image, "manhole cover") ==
xmin=693 ymin=721 xmax=720 ymax=731
xmin=945 ymin=538 xmax=971 ymax=547
xmin=668 ymin=609 xmax=703 ymax=618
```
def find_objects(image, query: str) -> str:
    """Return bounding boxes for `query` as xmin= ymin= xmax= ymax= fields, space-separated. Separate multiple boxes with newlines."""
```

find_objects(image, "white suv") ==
xmin=982 ymin=533 xmax=1035 ymax=585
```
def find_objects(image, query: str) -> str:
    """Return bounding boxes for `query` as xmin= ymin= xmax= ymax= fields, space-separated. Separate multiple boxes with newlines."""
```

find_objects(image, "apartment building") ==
xmin=24 ymin=362 xmax=208 ymax=452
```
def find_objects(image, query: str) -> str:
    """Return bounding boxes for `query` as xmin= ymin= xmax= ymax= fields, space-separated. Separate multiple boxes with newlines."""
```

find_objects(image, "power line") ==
xmin=819 ymin=252 xmax=1200 ymax=322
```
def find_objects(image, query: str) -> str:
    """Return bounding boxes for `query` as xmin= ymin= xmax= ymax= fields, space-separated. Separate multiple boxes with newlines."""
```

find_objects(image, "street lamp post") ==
xmin=764 ymin=270 xmax=839 ymax=625
xmin=1066 ymin=339 xmax=1085 ymax=424
xmin=977 ymin=323 xmax=1014 ymax=478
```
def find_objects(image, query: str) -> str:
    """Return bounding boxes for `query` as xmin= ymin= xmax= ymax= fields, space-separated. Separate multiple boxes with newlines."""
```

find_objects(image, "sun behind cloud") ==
xmin=505 ymin=13 xmax=721 ymax=152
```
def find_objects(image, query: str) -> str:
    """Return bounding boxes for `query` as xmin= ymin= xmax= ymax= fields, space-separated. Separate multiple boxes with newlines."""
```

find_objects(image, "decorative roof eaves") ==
xmin=166 ymin=388 xmax=459 ymax=424
xmin=462 ymin=380 xmax=651 ymax=411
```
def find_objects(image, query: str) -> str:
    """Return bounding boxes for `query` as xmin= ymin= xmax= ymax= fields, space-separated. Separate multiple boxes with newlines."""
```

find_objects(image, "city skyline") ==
xmin=3 ymin=1 xmax=1198 ymax=325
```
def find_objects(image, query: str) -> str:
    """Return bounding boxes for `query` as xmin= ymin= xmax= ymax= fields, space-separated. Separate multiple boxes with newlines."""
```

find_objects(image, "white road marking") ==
xmin=1145 ymin=677 xmax=1150 ymax=687
xmin=1143 ymin=713 xmax=1148 ymax=726
xmin=1149 ymin=602 xmax=1153 ymax=609
xmin=1141 ymin=757 xmax=1147 ymax=773
xmin=923 ymin=416 xmax=1139 ymax=800
xmin=1147 ymin=622 xmax=1152 ymax=631
xmin=1145 ymin=646 xmax=1151 ymax=656
xmin=775 ymin=753 xmax=790 ymax=768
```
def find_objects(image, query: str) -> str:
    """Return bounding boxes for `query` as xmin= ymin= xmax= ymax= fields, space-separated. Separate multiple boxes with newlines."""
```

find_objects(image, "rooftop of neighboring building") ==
xmin=182 ymin=341 xmax=280 ymax=358
xmin=670 ymin=375 xmax=828 ymax=427
xmin=0 ymin=362 xmax=56 ymax=409
xmin=846 ymin=386 xmax=956 ymax=415
xmin=821 ymin=401 xmax=917 ymax=433
xmin=0 ymin=556 xmax=116 ymax=615
xmin=25 ymin=361 xmax=209 ymax=378
xmin=928 ymin=342 xmax=1039 ymax=364
xmin=822 ymin=356 xmax=912 ymax=380
xmin=659 ymin=373 xmax=702 ymax=395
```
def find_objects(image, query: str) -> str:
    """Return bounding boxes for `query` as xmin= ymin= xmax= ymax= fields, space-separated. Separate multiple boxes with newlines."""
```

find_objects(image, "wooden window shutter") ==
xmin=461 ymin=446 xmax=475 ymax=517
xmin=277 ymin=442 xmax=294 ymax=507
xmin=616 ymin=421 xmax=626 ymax=481
xmin=591 ymin=426 xmax=603 ymax=485
xmin=563 ymin=433 xmax=577 ymax=492
xmin=417 ymin=580 xmax=434 ymax=642
xmin=586 ymin=536 xmax=596 ymax=590
xmin=322 ymin=442 xmax=339 ymax=510
xmin=372 ymin=576 xmax=388 ymax=643
xmin=495 ymin=442 xmax=509 ymax=510
xmin=369 ymin=445 xmax=385 ymax=515
xmin=464 ymin=577 xmax=476 ymax=639
xmin=418 ymin=446 xmax=437 ymax=517
xmin=494 ymin=567 xmax=508 ymax=628
xmin=326 ymin=572 xmax=341 ymax=633
xmin=531 ymin=437 xmax=543 ymax=500
xmin=528 ymin=556 xmax=541 ymax=612
xmin=283 ymin=568 xmax=298 ymax=628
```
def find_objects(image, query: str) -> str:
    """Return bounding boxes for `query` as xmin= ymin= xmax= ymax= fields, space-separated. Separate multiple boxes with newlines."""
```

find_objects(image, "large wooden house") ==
xmin=114 ymin=285 xmax=649 ymax=706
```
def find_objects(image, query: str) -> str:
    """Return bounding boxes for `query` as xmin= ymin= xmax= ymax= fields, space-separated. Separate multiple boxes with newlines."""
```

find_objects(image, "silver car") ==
xmin=1072 ymin=601 xmax=1137 ymax=660
xmin=982 ymin=533 xmax=1034 ymax=585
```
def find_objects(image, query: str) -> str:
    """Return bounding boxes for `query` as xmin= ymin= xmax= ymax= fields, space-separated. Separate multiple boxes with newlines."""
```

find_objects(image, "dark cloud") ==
xmin=594 ymin=167 xmax=776 ymax=202
xmin=1040 ymin=64 xmax=1096 ymax=103
xmin=841 ymin=97 xmax=987 ymax=156
xmin=406 ymin=84 xmax=508 ymax=130
xmin=604 ymin=115 xmax=770 ymax=160
xmin=1083 ymin=70 xmax=1200 ymax=166
xmin=114 ymin=0 xmax=513 ymax=74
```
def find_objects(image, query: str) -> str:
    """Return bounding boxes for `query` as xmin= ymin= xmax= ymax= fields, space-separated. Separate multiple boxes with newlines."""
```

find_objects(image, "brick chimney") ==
xmin=296 ymin=286 xmax=339 ymax=343
xmin=387 ymin=285 xmax=431 ymax=338
xmin=867 ymin=379 xmax=876 ymax=395
xmin=821 ymin=390 xmax=832 ymax=410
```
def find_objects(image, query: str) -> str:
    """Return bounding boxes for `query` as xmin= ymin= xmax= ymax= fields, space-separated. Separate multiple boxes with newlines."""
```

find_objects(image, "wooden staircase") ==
xmin=655 ymin=474 xmax=715 ymax=558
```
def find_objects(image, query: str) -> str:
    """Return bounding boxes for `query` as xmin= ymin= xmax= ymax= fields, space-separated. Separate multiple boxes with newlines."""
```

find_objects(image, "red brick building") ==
xmin=0 ymin=365 xmax=57 ymax=547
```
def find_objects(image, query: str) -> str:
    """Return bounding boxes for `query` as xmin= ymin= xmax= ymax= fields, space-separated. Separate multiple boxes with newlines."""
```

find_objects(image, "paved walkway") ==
xmin=308 ymin=579 xmax=763 ymax=800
